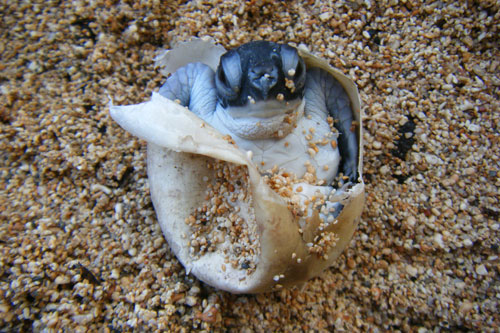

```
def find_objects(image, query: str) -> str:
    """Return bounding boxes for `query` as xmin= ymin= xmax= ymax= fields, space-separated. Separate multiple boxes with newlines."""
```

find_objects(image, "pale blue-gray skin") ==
xmin=159 ymin=41 xmax=357 ymax=217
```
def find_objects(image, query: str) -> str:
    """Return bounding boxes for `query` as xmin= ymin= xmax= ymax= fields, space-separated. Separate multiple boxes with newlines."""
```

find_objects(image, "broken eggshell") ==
xmin=110 ymin=38 xmax=364 ymax=294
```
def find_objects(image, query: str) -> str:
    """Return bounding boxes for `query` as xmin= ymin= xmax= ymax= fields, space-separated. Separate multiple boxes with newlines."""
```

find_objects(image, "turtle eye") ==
xmin=294 ymin=58 xmax=304 ymax=78
xmin=215 ymin=50 xmax=242 ymax=101
xmin=271 ymin=52 xmax=280 ymax=63
xmin=217 ymin=65 xmax=230 ymax=88
xmin=293 ymin=57 xmax=306 ymax=91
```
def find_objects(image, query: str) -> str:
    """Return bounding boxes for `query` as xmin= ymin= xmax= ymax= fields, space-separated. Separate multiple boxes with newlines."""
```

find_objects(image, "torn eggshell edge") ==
xmin=155 ymin=36 xmax=226 ymax=75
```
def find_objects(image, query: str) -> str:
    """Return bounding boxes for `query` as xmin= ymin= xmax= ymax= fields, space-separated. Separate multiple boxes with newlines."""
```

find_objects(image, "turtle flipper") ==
xmin=159 ymin=62 xmax=217 ymax=118
xmin=305 ymin=67 xmax=358 ymax=183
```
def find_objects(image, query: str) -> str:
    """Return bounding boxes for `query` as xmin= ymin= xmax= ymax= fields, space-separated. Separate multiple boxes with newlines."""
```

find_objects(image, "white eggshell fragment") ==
xmin=110 ymin=38 xmax=364 ymax=294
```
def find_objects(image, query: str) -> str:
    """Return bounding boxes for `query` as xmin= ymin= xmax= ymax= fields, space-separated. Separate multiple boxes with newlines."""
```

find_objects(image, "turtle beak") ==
xmin=250 ymin=65 xmax=278 ymax=99
xmin=259 ymin=74 xmax=274 ymax=99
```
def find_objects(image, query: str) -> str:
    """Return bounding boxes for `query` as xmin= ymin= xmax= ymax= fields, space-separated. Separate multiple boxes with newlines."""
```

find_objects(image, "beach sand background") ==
xmin=1 ymin=0 xmax=499 ymax=331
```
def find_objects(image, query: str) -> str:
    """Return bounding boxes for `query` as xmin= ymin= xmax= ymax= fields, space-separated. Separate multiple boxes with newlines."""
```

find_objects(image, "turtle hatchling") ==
xmin=110 ymin=38 xmax=365 ymax=293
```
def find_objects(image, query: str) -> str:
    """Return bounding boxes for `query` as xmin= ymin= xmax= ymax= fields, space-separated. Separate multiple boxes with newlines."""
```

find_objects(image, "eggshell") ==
xmin=110 ymin=38 xmax=364 ymax=293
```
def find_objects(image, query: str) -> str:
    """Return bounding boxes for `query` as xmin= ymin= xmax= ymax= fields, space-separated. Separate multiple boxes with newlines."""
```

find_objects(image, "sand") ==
xmin=0 ymin=0 xmax=498 ymax=331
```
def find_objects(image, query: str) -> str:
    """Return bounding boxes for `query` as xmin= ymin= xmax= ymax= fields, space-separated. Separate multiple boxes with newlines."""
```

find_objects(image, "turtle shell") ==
xmin=110 ymin=38 xmax=364 ymax=293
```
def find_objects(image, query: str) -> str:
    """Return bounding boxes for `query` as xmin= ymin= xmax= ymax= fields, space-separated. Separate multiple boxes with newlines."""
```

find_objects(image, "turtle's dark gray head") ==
xmin=215 ymin=41 xmax=306 ymax=108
